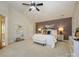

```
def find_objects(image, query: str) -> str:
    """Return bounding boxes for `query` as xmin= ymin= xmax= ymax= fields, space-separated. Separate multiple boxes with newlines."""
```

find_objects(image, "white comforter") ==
xmin=32 ymin=34 xmax=57 ymax=48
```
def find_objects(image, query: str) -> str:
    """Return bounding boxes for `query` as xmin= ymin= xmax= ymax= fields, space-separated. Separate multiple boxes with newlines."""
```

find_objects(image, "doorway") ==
xmin=0 ymin=15 xmax=5 ymax=48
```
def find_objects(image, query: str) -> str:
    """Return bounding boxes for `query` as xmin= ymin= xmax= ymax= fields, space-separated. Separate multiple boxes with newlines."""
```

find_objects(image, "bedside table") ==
xmin=57 ymin=34 xmax=64 ymax=41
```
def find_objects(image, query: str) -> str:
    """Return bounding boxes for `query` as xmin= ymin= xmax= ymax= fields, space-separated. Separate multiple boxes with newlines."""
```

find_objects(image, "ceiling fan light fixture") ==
xmin=30 ymin=6 xmax=36 ymax=10
xmin=22 ymin=2 xmax=43 ymax=11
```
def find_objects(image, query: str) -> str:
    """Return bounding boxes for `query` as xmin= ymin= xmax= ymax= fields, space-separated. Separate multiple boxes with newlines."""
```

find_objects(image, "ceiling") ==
xmin=7 ymin=1 xmax=76 ymax=22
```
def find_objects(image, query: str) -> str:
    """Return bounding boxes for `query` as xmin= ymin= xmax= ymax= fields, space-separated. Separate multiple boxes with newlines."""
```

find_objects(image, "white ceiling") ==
xmin=7 ymin=1 xmax=76 ymax=22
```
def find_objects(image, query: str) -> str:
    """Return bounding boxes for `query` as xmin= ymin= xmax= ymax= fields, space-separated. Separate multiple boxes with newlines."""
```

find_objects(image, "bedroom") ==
xmin=0 ymin=1 xmax=79 ymax=57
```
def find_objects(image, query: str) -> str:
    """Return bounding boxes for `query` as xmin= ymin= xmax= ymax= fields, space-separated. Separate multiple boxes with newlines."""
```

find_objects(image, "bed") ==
xmin=32 ymin=30 xmax=57 ymax=48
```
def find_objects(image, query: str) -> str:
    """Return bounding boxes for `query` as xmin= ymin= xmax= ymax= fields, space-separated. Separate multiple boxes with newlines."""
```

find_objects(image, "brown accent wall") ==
xmin=36 ymin=17 xmax=72 ymax=40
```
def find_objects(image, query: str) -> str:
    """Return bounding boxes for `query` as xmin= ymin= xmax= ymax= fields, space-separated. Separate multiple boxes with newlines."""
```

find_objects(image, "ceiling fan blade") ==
xmin=22 ymin=3 xmax=31 ymax=6
xmin=37 ymin=3 xmax=43 ymax=6
xmin=36 ymin=7 xmax=40 ymax=11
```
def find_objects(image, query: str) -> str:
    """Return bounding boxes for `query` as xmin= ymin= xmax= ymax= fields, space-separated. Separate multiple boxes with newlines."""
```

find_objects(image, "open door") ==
xmin=0 ymin=15 xmax=5 ymax=49
xmin=0 ymin=15 xmax=2 ymax=48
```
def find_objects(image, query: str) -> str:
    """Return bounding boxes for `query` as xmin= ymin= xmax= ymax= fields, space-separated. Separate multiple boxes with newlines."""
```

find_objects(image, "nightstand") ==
xmin=57 ymin=34 xmax=64 ymax=41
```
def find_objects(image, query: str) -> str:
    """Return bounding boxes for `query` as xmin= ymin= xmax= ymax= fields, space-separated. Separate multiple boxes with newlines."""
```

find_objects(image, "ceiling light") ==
xmin=30 ymin=6 xmax=36 ymax=10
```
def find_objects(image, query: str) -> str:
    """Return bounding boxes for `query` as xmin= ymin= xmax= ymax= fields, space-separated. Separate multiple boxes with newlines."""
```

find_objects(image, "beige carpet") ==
xmin=0 ymin=39 xmax=71 ymax=57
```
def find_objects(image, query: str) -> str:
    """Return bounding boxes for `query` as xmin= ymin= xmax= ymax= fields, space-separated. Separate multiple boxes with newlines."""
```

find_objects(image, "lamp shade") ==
xmin=38 ymin=28 xmax=42 ymax=31
xmin=58 ymin=27 xmax=64 ymax=32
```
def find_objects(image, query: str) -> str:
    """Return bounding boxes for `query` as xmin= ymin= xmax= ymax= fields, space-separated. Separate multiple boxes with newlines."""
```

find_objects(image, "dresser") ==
xmin=74 ymin=39 xmax=79 ymax=57
xmin=69 ymin=36 xmax=79 ymax=57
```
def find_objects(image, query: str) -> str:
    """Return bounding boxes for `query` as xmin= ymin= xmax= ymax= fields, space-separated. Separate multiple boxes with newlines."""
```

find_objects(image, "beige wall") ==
xmin=8 ymin=7 xmax=34 ymax=44
xmin=72 ymin=2 xmax=79 ymax=36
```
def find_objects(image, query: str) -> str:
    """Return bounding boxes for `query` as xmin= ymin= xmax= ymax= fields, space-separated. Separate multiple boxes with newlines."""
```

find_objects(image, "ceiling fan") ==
xmin=22 ymin=2 xmax=43 ymax=11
